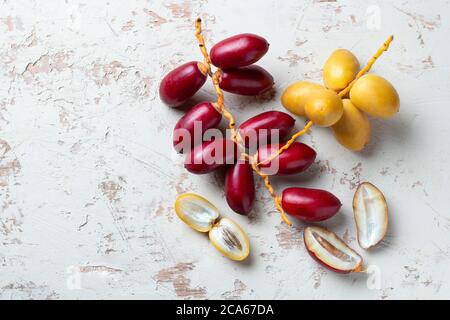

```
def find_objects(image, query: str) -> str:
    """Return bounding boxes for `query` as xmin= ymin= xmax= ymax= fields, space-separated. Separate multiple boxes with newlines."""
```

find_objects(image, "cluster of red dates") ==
xmin=160 ymin=33 xmax=273 ymax=107
xmin=160 ymin=32 xmax=341 ymax=222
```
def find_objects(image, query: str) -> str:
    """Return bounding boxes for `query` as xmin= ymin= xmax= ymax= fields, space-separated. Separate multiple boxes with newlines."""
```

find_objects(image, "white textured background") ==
xmin=0 ymin=0 xmax=449 ymax=299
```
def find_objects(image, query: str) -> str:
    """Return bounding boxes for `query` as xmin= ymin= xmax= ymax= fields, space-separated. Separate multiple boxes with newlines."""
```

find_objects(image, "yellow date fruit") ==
xmin=305 ymin=89 xmax=344 ymax=127
xmin=281 ymin=81 xmax=324 ymax=117
xmin=175 ymin=193 xmax=219 ymax=232
xmin=323 ymin=49 xmax=360 ymax=91
xmin=332 ymin=99 xmax=371 ymax=151
xmin=209 ymin=217 xmax=250 ymax=261
xmin=175 ymin=193 xmax=250 ymax=261
xmin=349 ymin=74 xmax=399 ymax=118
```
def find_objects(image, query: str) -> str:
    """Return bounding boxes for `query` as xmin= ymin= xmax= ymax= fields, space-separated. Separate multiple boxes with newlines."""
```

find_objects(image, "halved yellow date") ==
xmin=353 ymin=182 xmax=388 ymax=249
xmin=209 ymin=218 xmax=250 ymax=261
xmin=175 ymin=193 xmax=219 ymax=232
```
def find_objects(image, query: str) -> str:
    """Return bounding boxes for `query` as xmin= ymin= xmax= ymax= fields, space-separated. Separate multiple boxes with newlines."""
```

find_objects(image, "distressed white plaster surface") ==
xmin=0 ymin=0 xmax=449 ymax=299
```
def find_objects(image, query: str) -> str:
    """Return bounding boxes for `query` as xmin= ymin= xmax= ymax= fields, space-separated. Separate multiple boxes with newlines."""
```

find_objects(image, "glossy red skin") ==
xmin=219 ymin=65 xmax=274 ymax=96
xmin=238 ymin=111 xmax=295 ymax=148
xmin=184 ymin=138 xmax=238 ymax=174
xmin=159 ymin=61 xmax=207 ymax=107
xmin=281 ymin=187 xmax=341 ymax=221
xmin=257 ymin=142 xmax=316 ymax=175
xmin=173 ymin=102 xmax=222 ymax=153
xmin=224 ymin=161 xmax=255 ymax=215
xmin=210 ymin=33 xmax=269 ymax=69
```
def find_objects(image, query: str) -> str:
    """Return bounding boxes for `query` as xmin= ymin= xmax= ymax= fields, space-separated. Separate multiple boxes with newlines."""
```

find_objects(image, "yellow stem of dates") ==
xmin=194 ymin=20 xmax=212 ymax=76
xmin=256 ymin=120 xmax=313 ymax=166
xmin=251 ymin=159 xmax=293 ymax=226
xmin=195 ymin=18 xmax=292 ymax=226
xmin=338 ymin=35 xmax=394 ymax=98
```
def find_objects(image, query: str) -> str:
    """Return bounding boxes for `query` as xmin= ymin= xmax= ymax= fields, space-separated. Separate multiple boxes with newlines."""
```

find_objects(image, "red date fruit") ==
xmin=184 ymin=138 xmax=238 ymax=174
xmin=257 ymin=142 xmax=316 ymax=175
xmin=281 ymin=187 xmax=341 ymax=221
xmin=218 ymin=65 xmax=274 ymax=96
xmin=210 ymin=33 xmax=269 ymax=69
xmin=225 ymin=161 xmax=255 ymax=215
xmin=173 ymin=102 xmax=222 ymax=153
xmin=304 ymin=226 xmax=363 ymax=273
xmin=238 ymin=111 xmax=295 ymax=148
xmin=159 ymin=61 xmax=207 ymax=107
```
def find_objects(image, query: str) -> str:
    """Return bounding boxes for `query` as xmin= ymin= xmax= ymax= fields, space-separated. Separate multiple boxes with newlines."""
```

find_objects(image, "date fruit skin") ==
xmin=257 ymin=142 xmax=316 ymax=175
xmin=218 ymin=65 xmax=274 ymax=96
xmin=332 ymin=99 xmax=371 ymax=151
xmin=210 ymin=33 xmax=269 ymax=69
xmin=184 ymin=138 xmax=238 ymax=174
xmin=349 ymin=74 xmax=400 ymax=119
xmin=304 ymin=89 xmax=344 ymax=127
xmin=159 ymin=61 xmax=207 ymax=107
xmin=173 ymin=102 xmax=222 ymax=153
xmin=238 ymin=111 xmax=295 ymax=148
xmin=225 ymin=161 xmax=255 ymax=215
xmin=281 ymin=187 xmax=341 ymax=221
xmin=323 ymin=49 xmax=360 ymax=91
xmin=281 ymin=81 xmax=324 ymax=117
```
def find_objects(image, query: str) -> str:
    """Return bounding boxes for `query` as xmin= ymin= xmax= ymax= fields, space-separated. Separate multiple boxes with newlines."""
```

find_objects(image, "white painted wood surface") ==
xmin=0 ymin=0 xmax=449 ymax=299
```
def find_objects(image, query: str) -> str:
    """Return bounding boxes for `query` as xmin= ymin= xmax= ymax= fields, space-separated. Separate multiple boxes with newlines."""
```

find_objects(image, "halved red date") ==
xmin=184 ymin=138 xmax=238 ymax=174
xmin=159 ymin=61 xmax=207 ymax=107
xmin=281 ymin=187 xmax=341 ymax=221
xmin=218 ymin=65 xmax=274 ymax=96
xmin=210 ymin=33 xmax=269 ymax=69
xmin=304 ymin=226 xmax=363 ymax=273
xmin=224 ymin=161 xmax=255 ymax=215
xmin=238 ymin=111 xmax=295 ymax=149
xmin=257 ymin=142 xmax=316 ymax=175
xmin=173 ymin=102 xmax=222 ymax=153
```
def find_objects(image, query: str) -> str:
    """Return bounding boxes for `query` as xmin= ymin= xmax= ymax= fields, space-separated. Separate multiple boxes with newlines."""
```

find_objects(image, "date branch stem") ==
xmin=195 ymin=18 xmax=292 ymax=226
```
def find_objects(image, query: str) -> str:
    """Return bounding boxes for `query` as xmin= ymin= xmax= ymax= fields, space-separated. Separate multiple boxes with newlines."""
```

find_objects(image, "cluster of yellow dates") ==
xmin=281 ymin=48 xmax=400 ymax=151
